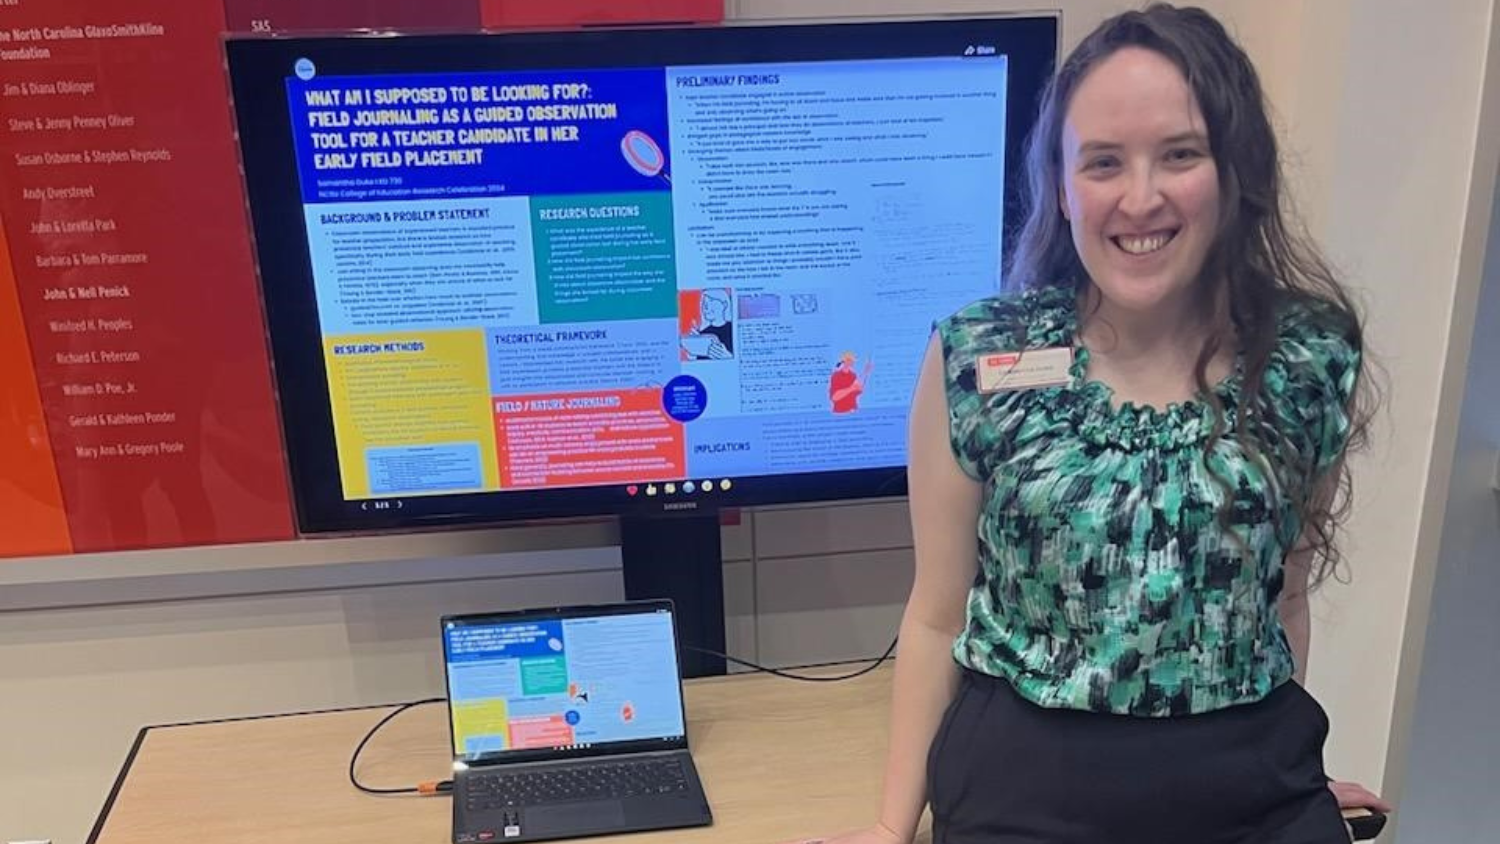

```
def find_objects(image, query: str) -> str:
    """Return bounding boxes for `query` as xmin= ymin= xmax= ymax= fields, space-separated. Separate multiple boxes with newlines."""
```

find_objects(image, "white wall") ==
xmin=4 ymin=2 xmax=1499 ymax=842
xmin=1392 ymin=175 xmax=1500 ymax=842
xmin=1221 ymin=2 xmax=1499 ymax=818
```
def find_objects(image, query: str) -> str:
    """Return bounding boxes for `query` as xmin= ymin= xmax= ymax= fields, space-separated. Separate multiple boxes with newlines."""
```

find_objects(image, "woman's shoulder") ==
xmin=1271 ymin=292 xmax=1362 ymax=376
xmin=937 ymin=284 xmax=1075 ymax=352
xmin=1265 ymin=294 xmax=1365 ymax=479
xmin=1266 ymin=293 xmax=1363 ymax=444
xmin=1275 ymin=291 xmax=1358 ymax=340
xmin=932 ymin=287 xmax=1074 ymax=479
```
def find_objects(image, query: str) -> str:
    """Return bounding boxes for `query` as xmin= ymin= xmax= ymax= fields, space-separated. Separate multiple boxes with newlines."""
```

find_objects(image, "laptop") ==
xmin=441 ymin=600 xmax=713 ymax=843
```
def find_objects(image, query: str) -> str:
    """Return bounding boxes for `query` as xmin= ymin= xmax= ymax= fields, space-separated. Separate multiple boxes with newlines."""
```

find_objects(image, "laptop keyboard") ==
xmin=464 ymin=758 xmax=690 ymax=810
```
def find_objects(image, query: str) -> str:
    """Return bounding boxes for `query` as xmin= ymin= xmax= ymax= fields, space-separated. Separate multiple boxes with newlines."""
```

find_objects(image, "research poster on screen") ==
xmin=288 ymin=56 xmax=1009 ymax=499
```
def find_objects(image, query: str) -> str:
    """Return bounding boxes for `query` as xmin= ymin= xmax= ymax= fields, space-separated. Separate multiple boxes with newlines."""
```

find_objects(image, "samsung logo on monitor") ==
xmin=662 ymin=502 xmax=700 ymax=511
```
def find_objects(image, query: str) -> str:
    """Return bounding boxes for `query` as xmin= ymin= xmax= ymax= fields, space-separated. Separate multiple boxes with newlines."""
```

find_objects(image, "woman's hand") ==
xmin=1328 ymin=779 xmax=1394 ymax=813
xmin=781 ymin=823 xmax=907 ymax=844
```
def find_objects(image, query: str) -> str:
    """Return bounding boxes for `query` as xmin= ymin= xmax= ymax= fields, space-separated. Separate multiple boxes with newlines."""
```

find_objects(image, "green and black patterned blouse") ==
xmin=935 ymin=285 xmax=1360 ymax=717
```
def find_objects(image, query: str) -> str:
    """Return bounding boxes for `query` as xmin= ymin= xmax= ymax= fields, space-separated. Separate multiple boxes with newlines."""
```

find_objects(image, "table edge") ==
xmin=86 ymin=724 xmax=148 ymax=844
xmin=84 ymin=698 xmax=428 ymax=842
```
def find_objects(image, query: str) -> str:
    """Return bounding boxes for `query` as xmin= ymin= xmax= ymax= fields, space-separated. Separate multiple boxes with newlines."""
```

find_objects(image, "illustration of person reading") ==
xmin=828 ymin=351 xmax=873 ymax=414
xmin=681 ymin=288 xmax=734 ymax=360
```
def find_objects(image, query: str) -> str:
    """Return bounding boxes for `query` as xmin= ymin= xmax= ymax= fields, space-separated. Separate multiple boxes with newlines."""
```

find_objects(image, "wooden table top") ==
xmin=90 ymin=664 xmax=909 ymax=844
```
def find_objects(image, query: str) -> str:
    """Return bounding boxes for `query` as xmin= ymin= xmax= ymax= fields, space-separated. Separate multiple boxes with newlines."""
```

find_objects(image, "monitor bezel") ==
xmin=224 ymin=14 xmax=1060 ymax=534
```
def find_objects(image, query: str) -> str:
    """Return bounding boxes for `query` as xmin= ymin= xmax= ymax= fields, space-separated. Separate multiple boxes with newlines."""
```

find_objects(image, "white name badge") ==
xmin=976 ymin=347 xmax=1074 ymax=393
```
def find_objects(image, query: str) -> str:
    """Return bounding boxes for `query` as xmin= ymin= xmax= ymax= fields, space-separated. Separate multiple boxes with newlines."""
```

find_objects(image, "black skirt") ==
xmin=927 ymin=668 xmax=1348 ymax=844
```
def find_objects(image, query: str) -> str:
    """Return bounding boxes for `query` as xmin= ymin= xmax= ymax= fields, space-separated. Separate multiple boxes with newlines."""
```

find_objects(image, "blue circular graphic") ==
xmin=663 ymin=375 xmax=707 ymax=422
xmin=565 ymin=710 xmax=581 ymax=726
xmin=294 ymin=58 xmax=316 ymax=80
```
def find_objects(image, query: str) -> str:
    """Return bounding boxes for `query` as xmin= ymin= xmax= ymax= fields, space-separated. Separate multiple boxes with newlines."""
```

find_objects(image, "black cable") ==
xmin=687 ymin=635 xmax=898 ymax=682
xmin=349 ymin=696 xmax=451 ymax=796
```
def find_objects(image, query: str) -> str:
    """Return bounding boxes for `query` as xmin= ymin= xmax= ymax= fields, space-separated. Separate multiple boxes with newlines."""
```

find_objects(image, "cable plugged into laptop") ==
xmin=349 ymin=696 xmax=453 ymax=797
xmin=351 ymin=633 xmax=898 ymax=800
xmin=352 ymin=603 xmax=887 ymax=842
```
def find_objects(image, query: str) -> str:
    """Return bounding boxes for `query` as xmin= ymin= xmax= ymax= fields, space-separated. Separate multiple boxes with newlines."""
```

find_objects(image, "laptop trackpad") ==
xmin=525 ymin=800 xmax=625 ymax=833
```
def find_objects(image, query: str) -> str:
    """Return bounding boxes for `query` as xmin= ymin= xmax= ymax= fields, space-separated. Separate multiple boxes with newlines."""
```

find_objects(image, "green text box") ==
xmin=532 ymin=192 xmax=677 ymax=323
xmin=520 ymin=655 xmax=569 ymax=695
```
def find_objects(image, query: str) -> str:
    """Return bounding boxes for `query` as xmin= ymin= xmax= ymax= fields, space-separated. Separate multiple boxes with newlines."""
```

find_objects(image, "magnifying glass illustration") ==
xmin=621 ymin=129 xmax=671 ymax=185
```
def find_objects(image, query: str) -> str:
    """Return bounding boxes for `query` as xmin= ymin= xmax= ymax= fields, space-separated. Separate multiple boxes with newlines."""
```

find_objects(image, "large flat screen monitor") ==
xmin=225 ymin=15 xmax=1058 ymax=535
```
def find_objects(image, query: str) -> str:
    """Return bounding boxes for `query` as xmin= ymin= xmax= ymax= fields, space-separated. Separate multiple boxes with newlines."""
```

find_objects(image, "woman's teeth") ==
xmin=1114 ymin=232 xmax=1173 ymax=255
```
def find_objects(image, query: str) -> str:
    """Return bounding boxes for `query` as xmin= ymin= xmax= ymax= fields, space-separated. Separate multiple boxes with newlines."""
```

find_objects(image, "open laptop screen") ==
xmin=443 ymin=603 xmax=688 ymax=764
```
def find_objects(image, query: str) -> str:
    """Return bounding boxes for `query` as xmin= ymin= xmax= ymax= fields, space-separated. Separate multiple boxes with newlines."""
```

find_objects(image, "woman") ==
xmin=807 ymin=5 xmax=1391 ymax=843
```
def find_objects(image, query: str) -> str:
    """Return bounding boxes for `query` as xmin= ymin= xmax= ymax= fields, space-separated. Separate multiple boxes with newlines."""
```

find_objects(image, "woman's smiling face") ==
xmin=1060 ymin=46 xmax=1221 ymax=317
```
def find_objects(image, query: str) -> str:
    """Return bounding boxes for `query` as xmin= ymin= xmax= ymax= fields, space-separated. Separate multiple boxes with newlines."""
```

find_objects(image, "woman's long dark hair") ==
xmin=1007 ymin=3 xmax=1378 ymax=587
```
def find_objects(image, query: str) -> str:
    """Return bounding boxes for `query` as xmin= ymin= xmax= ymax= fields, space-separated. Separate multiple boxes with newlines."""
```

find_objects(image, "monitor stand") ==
xmin=620 ymin=512 xmax=727 ymax=678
